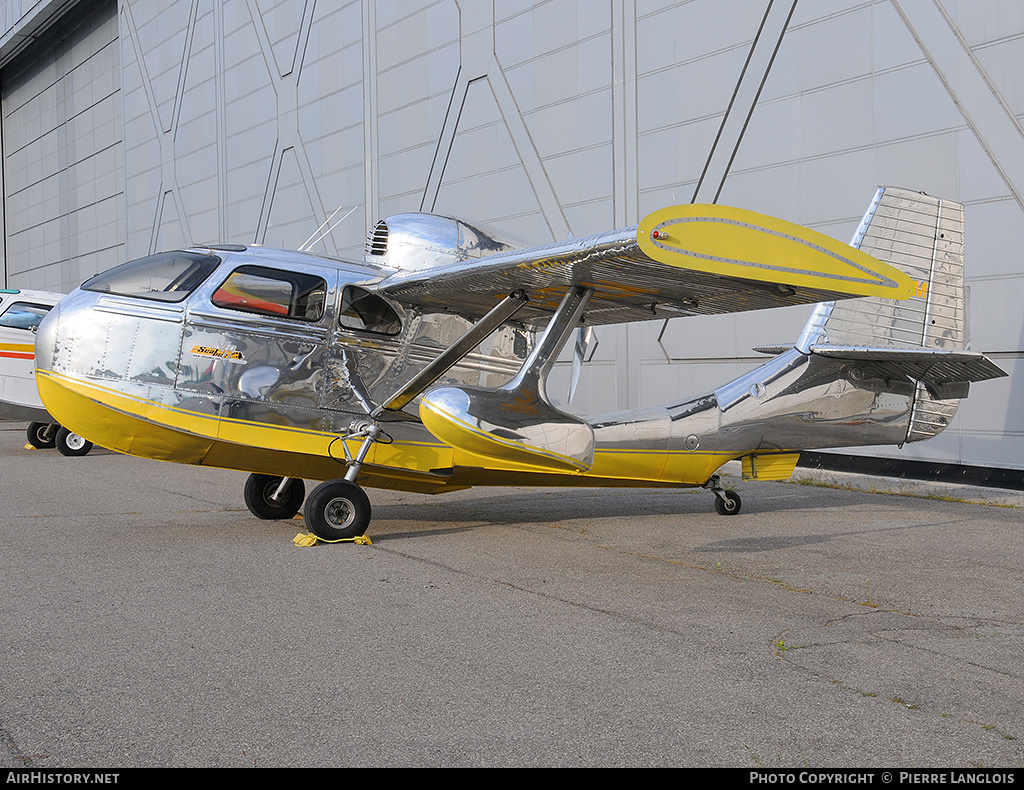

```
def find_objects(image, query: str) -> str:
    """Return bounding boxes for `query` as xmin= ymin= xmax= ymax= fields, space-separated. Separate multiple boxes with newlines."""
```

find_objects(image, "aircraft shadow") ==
xmin=363 ymin=483 xmax=954 ymax=549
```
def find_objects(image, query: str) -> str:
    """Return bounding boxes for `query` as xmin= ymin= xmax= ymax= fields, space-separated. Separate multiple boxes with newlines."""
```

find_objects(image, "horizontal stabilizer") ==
xmin=810 ymin=344 xmax=1006 ymax=398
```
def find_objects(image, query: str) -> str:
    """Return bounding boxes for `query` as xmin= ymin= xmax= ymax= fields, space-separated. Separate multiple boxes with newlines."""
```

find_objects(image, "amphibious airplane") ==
xmin=33 ymin=187 xmax=1005 ymax=540
xmin=0 ymin=288 xmax=93 ymax=455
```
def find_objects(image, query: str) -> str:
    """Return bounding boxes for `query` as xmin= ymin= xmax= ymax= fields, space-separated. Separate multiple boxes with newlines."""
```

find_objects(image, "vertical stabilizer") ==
xmin=797 ymin=187 xmax=969 ymax=443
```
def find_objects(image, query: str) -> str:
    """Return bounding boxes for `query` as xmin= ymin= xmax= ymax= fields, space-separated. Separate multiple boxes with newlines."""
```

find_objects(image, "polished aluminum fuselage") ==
xmin=582 ymin=345 xmax=916 ymax=481
xmin=34 ymin=243 xmax=928 ymax=492
xmin=35 ymin=247 xmax=534 ymax=487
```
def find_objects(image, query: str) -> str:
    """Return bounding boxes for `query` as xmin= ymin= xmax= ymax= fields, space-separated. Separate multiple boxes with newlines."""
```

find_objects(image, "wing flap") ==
xmin=378 ymin=204 xmax=915 ymax=326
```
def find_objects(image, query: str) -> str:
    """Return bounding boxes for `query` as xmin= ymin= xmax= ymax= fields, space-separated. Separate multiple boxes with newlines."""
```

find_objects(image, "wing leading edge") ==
xmin=377 ymin=203 xmax=915 ymax=327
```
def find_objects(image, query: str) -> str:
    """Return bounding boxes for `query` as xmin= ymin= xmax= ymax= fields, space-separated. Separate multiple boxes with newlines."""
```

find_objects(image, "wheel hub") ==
xmin=263 ymin=481 xmax=291 ymax=507
xmin=324 ymin=497 xmax=356 ymax=529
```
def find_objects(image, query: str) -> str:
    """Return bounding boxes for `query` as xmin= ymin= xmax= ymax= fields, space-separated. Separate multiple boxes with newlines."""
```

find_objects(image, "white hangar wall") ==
xmin=0 ymin=0 xmax=124 ymax=290
xmin=0 ymin=0 xmax=1021 ymax=473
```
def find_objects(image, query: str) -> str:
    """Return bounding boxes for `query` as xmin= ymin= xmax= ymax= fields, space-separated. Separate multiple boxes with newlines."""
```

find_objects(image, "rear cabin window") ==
xmin=338 ymin=285 xmax=402 ymax=335
xmin=212 ymin=265 xmax=327 ymax=321
xmin=0 ymin=302 xmax=52 ymax=331
xmin=82 ymin=251 xmax=221 ymax=302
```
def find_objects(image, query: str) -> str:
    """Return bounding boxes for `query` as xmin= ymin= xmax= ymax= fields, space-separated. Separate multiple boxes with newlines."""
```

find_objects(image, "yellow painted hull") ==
xmin=37 ymin=369 xmax=737 ymax=493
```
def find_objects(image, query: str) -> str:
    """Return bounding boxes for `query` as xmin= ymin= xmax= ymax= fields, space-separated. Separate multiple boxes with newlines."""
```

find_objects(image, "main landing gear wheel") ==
xmin=303 ymin=479 xmax=371 ymax=541
xmin=714 ymin=490 xmax=742 ymax=516
xmin=55 ymin=426 xmax=93 ymax=456
xmin=26 ymin=422 xmax=57 ymax=449
xmin=243 ymin=474 xmax=306 ymax=520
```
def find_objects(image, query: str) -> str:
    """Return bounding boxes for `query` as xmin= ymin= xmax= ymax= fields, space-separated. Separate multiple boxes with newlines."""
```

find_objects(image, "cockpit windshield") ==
xmin=82 ymin=251 xmax=221 ymax=303
xmin=0 ymin=301 xmax=52 ymax=331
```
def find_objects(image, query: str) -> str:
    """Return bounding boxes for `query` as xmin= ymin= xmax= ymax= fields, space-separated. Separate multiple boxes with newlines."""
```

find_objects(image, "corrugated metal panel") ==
xmin=0 ymin=0 xmax=122 ymax=292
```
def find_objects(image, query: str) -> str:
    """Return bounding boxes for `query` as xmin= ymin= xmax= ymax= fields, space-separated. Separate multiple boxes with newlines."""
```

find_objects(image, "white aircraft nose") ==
xmin=33 ymin=298 xmax=59 ymax=375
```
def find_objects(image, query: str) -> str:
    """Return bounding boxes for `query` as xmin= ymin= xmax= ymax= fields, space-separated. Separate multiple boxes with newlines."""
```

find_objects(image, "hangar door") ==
xmin=0 ymin=0 xmax=123 ymax=293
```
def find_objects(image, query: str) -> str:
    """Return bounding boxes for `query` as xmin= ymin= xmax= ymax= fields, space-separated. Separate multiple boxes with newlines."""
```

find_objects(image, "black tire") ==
xmin=714 ymin=490 xmax=741 ymax=516
xmin=27 ymin=422 xmax=57 ymax=449
xmin=303 ymin=479 xmax=371 ymax=540
xmin=55 ymin=426 xmax=93 ymax=456
xmin=243 ymin=474 xmax=305 ymax=520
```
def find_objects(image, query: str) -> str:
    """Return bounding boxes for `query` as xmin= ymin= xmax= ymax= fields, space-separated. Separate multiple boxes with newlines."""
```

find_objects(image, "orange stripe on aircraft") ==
xmin=0 ymin=343 xmax=34 ymax=360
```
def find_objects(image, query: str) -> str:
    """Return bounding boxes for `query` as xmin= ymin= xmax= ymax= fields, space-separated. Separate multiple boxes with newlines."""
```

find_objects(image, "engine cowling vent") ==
xmin=363 ymin=213 xmax=527 ymax=272
xmin=365 ymin=219 xmax=389 ymax=257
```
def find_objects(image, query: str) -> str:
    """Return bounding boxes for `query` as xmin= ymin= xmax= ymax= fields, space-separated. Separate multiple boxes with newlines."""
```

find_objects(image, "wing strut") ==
xmin=371 ymin=290 xmax=529 ymax=418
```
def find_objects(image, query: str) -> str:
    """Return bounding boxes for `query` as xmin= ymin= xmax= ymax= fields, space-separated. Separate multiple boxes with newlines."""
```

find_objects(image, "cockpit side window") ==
xmin=212 ymin=265 xmax=327 ymax=321
xmin=338 ymin=285 xmax=402 ymax=336
xmin=0 ymin=302 xmax=52 ymax=331
xmin=82 ymin=252 xmax=221 ymax=302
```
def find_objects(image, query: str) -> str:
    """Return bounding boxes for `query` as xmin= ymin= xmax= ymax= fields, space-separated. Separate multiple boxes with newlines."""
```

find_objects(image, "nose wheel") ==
xmin=303 ymin=479 xmax=371 ymax=541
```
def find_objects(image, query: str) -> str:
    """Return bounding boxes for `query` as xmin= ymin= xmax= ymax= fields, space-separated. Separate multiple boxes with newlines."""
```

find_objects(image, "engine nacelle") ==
xmin=365 ymin=213 xmax=525 ymax=272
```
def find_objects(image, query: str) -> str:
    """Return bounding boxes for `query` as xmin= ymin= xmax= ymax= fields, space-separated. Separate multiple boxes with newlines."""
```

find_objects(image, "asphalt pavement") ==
xmin=1 ymin=422 xmax=1022 ymax=768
